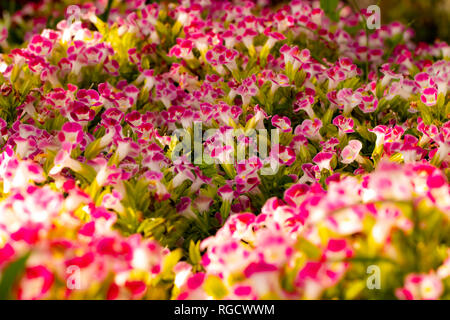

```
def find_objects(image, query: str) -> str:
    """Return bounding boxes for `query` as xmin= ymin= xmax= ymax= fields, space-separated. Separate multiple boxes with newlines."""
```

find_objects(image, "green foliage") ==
xmin=320 ymin=0 xmax=340 ymax=22
xmin=0 ymin=252 xmax=30 ymax=300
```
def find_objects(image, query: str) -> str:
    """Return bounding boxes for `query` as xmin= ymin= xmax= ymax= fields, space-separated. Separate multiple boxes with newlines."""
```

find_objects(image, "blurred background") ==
xmin=0 ymin=0 xmax=449 ymax=43
xmin=357 ymin=0 xmax=450 ymax=43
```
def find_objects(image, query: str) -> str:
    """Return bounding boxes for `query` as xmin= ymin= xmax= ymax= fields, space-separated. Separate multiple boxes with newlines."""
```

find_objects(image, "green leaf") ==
xmin=375 ymin=83 xmax=385 ymax=99
xmin=409 ymin=64 xmax=421 ymax=77
xmin=204 ymin=275 xmax=228 ymax=299
xmin=345 ymin=280 xmax=366 ymax=300
xmin=322 ymin=108 xmax=334 ymax=125
xmin=99 ymin=0 xmax=114 ymax=22
xmin=43 ymin=149 xmax=57 ymax=175
xmin=137 ymin=217 xmax=165 ymax=236
xmin=417 ymin=101 xmax=433 ymax=124
xmin=320 ymin=0 xmax=339 ymax=21
xmin=0 ymin=252 xmax=30 ymax=300
xmin=296 ymin=238 xmax=321 ymax=259
xmin=436 ymin=93 xmax=445 ymax=117
xmin=161 ymin=249 xmax=183 ymax=276
xmin=356 ymin=125 xmax=375 ymax=142
xmin=84 ymin=138 xmax=103 ymax=160
xmin=189 ymin=240 xmax=202 ymax=265
xmin=445 ymin=101 xmax=450 ymax=120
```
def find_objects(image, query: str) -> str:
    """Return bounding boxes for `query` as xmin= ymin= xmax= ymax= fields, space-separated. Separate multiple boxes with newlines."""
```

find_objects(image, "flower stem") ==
xmin=100 ymin=0 xmax=114 ymax=22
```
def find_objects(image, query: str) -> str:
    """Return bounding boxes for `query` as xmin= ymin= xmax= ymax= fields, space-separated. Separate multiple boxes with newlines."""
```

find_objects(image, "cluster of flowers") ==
xmin=177 ymin=162 xmax=450 ymax=299
xmin=0 ymin=0 xmax=448 ymax=299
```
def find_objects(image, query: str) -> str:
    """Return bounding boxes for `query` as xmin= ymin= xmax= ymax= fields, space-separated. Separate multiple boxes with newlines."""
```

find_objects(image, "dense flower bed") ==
xmin=0 ymin=0 xmax=449 ymax=299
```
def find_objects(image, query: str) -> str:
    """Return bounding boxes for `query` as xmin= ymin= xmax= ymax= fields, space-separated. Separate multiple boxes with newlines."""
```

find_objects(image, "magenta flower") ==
xmin=58 ymin=122 xmax=84 ymax=149
xmin=396 ymin=273 xmax=443 ymax=300
xmin=326 ymin=67 xmax=346 ymax=90
xmin=337 ymin=88 xmax=361 ymax=115
xmin=239 ymin=28 xmax=258 ymax=53
xmin=28 ymin=35 xmax=53 ymax=56
xmin=337 ymin=57 xmax=357 ymax=78
xmin=417 ymin=117 xmax=439 ymax=145
xmin=280 ymin=44 xmax=310 ymax=79
xmin=420 ymin=87 xmax=438 ymax=106
xmin=49 ymin=144 xmax=82 ymax=175
xmin=0 ymin=146 xmax=45 ymax=193
xmin=272 ymin=144 xmax=296 ymax=166
xmin=320 ymin=137 xmax=340 ymax=153
xmin=217 ymin=185 xmax=235 ymax=202
xmin=0 ymin=26 xmax=7 ymax=44
xmin=313 ymin=152 xmax=334 ymax=172
xmin=294 ymin=96 xmax=315 ymax=118
xmin=290 ymin=134 xmax=309 ymax=152
xmin=169 ymin=39 xmax=194 ymax=59
xmin=271 ymin=115 xmax=292 ymax=133
xmin=341 ymin=140 xmax=363 ymax=164
xmin=295 ymin=119 xmax=323 ymax=141
xmin=176 ymin=197 xmax=196 ymax=219
xmin=280 ymin=45 xmax=310 ymax=69
xmin=18 ymin=265 xmax=54 ymax=300
xmin=263 ymin=30 xmax=286 ymax=50
xmin=0 ymin=243 xmax=14 ymax=268
xmin=136 ymin=69 xmax=155 ymax=92
xmin=414 ymin=72 xmax=435 ymax=89
xmin=369 ymin=125 xmax=390 ymax=149
xmin=266 ymin=71 xmax=290 ymax=95
xmin=236 ymin=75 xmax=259 ymax=107
xmin=206 ymin=44 xmax=238 ymax=75
xmin=103 ymin=57 xmax=120 ymax=76
xmin=332 ymin=115 xmax=354 ymax=137
xmin=359 ymin=95 xmax=378 ymax=113
xmin=284 ymin=183 xmax=310 ymax=207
